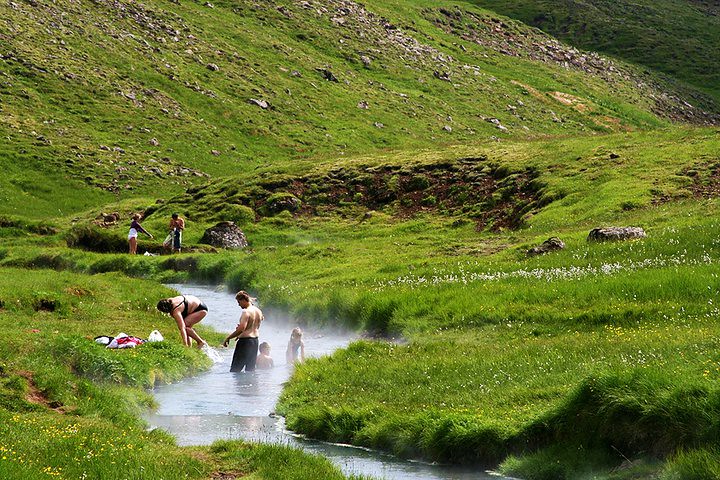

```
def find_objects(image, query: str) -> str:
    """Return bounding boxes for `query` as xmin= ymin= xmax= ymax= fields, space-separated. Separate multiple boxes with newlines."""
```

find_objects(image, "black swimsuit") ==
xmin=174 ymin=296 xmax=208 ymax=316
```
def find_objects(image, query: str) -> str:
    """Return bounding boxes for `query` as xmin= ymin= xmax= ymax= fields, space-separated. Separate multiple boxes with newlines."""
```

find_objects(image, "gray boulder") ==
xmin=527 ymin=237 xmax=565 ymax=256
xmin=200 ymin=221 xmax=248 ymax=249
xmin=587 ymin=227 xmax=646 ymax=242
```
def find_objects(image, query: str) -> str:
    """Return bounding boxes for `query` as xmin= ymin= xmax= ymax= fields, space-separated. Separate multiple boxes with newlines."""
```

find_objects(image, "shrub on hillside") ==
xmin=403 ymin=174 xmax=431 ymax=192
xmin=224 ymin=204 xmax=256 ymax=225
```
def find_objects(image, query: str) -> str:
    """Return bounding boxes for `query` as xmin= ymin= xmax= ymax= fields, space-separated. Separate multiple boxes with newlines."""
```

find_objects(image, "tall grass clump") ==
xmin=661 ymin=449 xmax=720 ymax=480
xmin=531 ymin=370 xmax=720 ymax=457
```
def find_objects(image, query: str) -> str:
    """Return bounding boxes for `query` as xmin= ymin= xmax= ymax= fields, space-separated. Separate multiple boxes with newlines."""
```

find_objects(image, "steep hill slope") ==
xmin=1 ymin=0 xmax=718 ymax=218
xmin=467 ymin=0 xmax=720 ymax=102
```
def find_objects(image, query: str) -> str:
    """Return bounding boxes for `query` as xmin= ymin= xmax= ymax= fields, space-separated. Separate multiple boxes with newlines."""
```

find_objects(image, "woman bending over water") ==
xmin=157 ymin=294 xmax=207 ymax=347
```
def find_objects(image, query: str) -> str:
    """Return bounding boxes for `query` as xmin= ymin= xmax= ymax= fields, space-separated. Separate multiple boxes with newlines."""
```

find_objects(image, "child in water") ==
xmin=285 ymin=327 xmax=305 ymax=364
xmin=256 ymin=342 xmax=274 ymax=369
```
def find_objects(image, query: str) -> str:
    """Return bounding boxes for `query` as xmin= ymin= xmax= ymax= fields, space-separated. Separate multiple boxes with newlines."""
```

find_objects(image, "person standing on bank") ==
xmin=224 ymin=290 xmax=263 ymax=372
xmin=128 ymin=213 xmax=153 ymax=254
xmin=163 ymin=213 xmax=185 ymax=253
xmin=156 ymin=294 xmax=207 ymax=347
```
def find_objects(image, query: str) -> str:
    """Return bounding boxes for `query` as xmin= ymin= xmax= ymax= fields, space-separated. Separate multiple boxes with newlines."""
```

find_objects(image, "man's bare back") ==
xmin=238 ymin=305 xmax=263 ymax=338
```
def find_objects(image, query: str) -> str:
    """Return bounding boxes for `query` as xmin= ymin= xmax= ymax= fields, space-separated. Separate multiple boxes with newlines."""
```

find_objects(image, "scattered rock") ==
xmin=210 ymin=150 xmax=221 ymax=156
xmin=486 ymin=117 xmax=508 ymax=131
xmin=267 ymin=193 xmax=302 ymax=214
xmin=373 ymin=122 xmax=384 ymax=128
xmin=149 ymin=138 xmax=159 ymax=146
xmin=360 ymin=55 xmax=372 ymax=67
xmin=199 ymin=221 xmax=248 ymax=249
xmin=527 ymin=237 xmax=565 ymax=256
xmin=357 ymin=101 xmax=369 ymax=109
xmin=316 ymin=68 xmax=339 ymax=82
xmin=587 ymin=227 xmax=646 ymax=242
xmin=443 ymin=125 xmax=452 ymax=132
xmin=206 ymin=63 xmax=220 ymax=71
xmin=433 ymin=70 xmax=451 ymax=81
xmin=248 ymin=98 xmax=270 ymax=109
xmin=101 ymin=212 xmax=120 ymax=223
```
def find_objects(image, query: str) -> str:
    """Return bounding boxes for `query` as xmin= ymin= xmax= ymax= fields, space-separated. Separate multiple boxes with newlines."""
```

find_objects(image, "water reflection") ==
xmin=144 ymin=284 xmax=513 ymax=480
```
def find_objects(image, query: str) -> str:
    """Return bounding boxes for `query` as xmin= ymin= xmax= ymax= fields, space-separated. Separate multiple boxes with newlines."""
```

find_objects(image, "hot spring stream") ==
xmin=143 ymin=284 xmax=514 ymax=480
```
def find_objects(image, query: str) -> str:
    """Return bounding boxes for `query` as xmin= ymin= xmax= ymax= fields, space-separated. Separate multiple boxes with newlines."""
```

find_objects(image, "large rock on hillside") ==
xmin=587 ymin=226 xmax=646 ymax=242
xmin=527 ymin=237 xmax=565 ymax=256
xmin=199 ymin=221 xmax=248 ymax=249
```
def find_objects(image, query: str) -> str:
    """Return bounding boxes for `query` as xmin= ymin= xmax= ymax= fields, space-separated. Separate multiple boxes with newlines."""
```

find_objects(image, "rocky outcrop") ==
xmin=587 ymin=227 xmax=646 ymax=242
xmin=199 ymin=221 xmax=248 ymax=249
xmin=266 ymin=193 xmax=302 ymax=214
xmin=527 ymin=237 xmax=565 ymax=256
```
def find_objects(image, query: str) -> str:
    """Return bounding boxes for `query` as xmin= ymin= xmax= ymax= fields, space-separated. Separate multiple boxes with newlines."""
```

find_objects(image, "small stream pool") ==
xmin=143 ymin=284 xmax=514 ymax=480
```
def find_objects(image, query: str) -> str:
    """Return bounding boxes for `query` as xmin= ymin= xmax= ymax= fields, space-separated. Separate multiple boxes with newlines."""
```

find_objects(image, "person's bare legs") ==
xmin=186 ymin=327 xmax=205 ymax=347
xmin=184 ymin=310 xmax=207 ymax=347
xmin=129 ymin=237 xmax=137 ymax=254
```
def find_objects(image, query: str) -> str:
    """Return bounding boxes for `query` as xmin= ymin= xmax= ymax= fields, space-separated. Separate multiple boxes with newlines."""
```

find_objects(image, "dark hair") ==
xmin=235 ymin=290 xmax=250 ymax=302
xmin=157 ymin=298 xmax=174 ymax=313
xmin=259 ymin=342 xmax=270 ymax=352
xmin=171 ymin=213 xmax=179 ymax=219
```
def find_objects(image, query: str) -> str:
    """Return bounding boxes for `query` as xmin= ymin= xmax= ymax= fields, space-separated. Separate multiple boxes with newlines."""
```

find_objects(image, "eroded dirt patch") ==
xmin=17 ymin=370 xmax=66 ymax=412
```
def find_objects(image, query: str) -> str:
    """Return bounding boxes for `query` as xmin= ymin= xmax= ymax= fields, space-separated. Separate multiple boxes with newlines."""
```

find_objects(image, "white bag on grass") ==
xmin=147 ymin=330 xmax=164 ymax=342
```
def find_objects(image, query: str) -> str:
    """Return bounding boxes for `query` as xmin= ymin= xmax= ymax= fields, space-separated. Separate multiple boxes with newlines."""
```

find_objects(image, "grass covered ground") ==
xmin=0 ymin=268 xmax=367 ymax=480
xmin=467 ymin=0 xmax=720 ymax=103
xmin=2 ymin=127 xmax=719 ymax=478
xmin=2 ymin=0 xmax=717 ymax=218
xmin=3 ymin=1 xmax=720 ymax=477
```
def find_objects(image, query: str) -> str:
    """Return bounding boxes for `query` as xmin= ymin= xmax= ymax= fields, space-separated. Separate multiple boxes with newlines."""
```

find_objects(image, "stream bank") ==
xmin=144 ymin=284 xmax=514 ymax=480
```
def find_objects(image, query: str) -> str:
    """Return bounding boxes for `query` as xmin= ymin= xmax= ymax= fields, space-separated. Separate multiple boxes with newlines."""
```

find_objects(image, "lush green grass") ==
xmin=0 ymin=268 xmax=363 ymax=479
xmin=1 ymin=0 xmax=716 ymax=218
xmin=2 ymin=1 xmax=720 ymax=476
xmin=2 ymin=127 xmax=719 ymax=477
xmin=467 ymin=0 xmax=720 ymax=103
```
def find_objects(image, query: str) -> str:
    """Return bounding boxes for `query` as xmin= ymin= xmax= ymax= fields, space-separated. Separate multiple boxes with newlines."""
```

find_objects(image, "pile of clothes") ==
xmin=94 ymin=330 xmax=163 ymax=349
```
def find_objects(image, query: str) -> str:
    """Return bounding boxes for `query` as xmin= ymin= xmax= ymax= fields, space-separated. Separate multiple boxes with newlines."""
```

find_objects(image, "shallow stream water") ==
xmin=143 ymin=284 xmax=514 ymax=480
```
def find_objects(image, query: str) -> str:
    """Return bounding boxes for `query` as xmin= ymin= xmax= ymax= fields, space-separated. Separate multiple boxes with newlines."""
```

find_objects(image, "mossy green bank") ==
xmin=0 ymin=268 xmax=367 ymax=480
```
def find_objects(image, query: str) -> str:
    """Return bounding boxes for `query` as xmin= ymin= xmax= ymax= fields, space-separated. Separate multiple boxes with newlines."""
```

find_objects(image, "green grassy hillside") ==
xmin=467 ymin=0 xmax=720 ymax=102
xmin=4 ymin=0 xmax=720 ymax=479
xmin=3 ymin=126 xmax=719 ymax=478
xmin=1 ymin=0 xmax=718 ymax=218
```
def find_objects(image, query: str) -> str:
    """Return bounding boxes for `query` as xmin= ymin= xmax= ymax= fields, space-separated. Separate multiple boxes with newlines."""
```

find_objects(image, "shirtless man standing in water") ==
xmin=224 ymin=290 xmax=263 ymax=372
